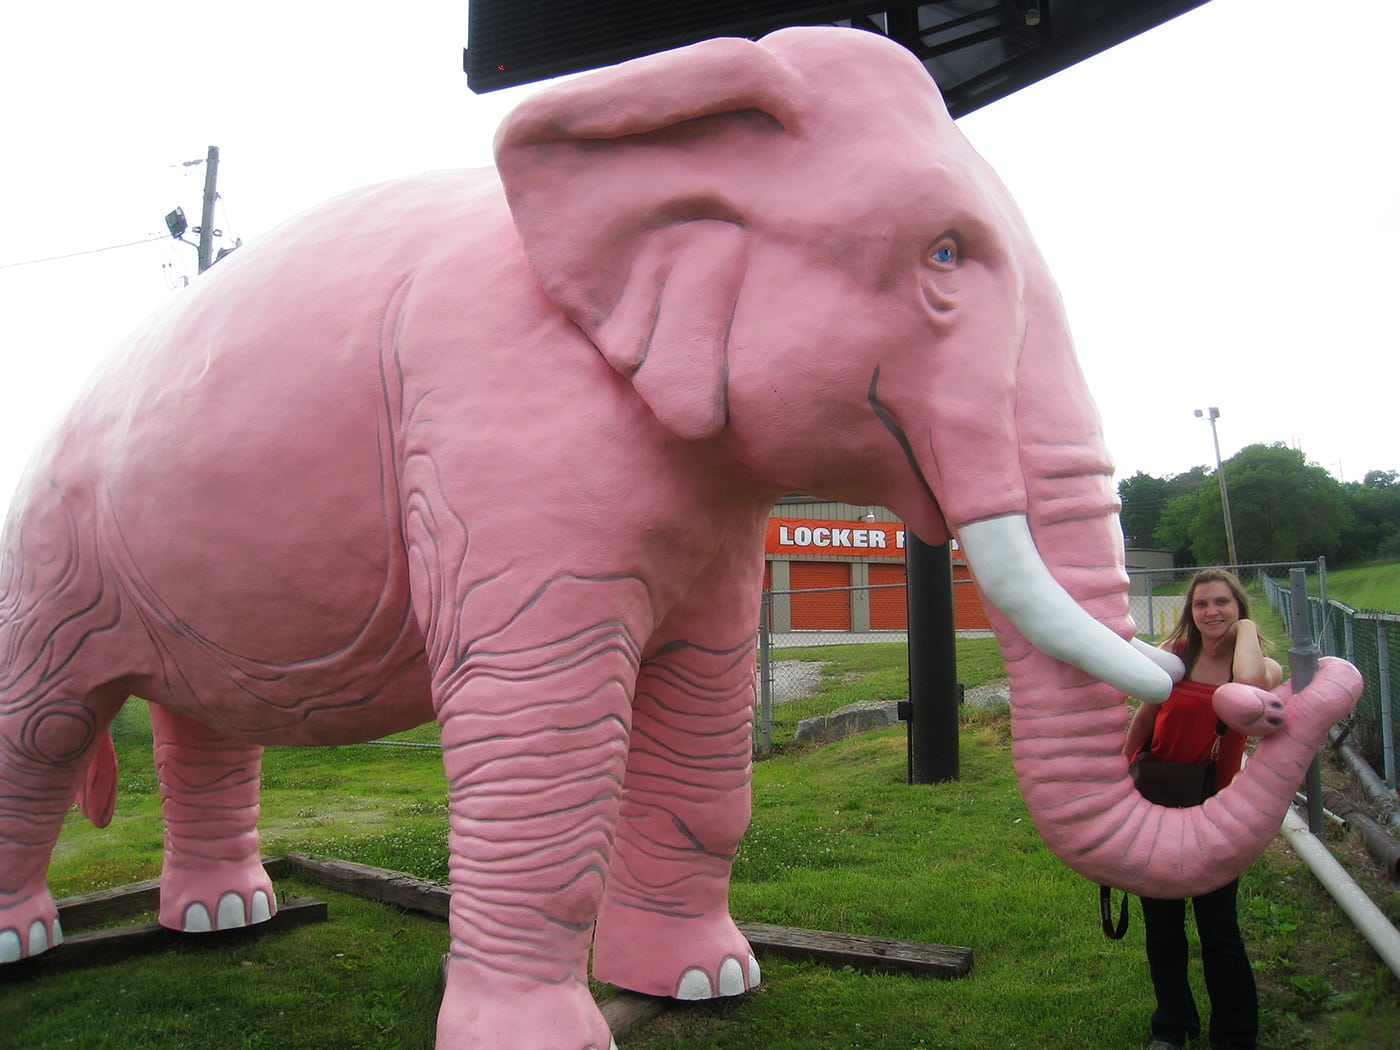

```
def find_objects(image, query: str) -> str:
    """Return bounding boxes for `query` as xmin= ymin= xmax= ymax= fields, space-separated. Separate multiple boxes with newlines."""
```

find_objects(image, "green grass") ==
xmin=1321 ymin=562 xmax=1400 ymax=614
xmin=4 ymin=874 xmax=448 ymax=1049
xmin=762 ymin=638 xmax=1004 ymax=748
xmin=6 ymin=639 xmax=1398 ymax=1049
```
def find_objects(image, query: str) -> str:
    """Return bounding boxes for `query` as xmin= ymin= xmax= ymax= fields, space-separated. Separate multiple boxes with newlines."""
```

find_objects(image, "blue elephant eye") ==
xmin=928 ymin=237 xmax=958 ymax=269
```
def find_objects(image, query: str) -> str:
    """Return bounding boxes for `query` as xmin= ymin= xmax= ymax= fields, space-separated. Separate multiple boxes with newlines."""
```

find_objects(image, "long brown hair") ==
xmin=1161 ymin=568 xmax=1263 ymax=673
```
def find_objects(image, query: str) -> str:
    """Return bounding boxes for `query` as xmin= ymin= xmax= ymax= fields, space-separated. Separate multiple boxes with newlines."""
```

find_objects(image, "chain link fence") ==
xmin=104 ymin=562 xmax=1395 ymax=790
xmin=1260 ymin=568 xmax=1398 ymax=790
xmin=1125 ymin=559 xmax=1399 ymax=789
xmin=755 ymin=563 xmax=1400 ymax=790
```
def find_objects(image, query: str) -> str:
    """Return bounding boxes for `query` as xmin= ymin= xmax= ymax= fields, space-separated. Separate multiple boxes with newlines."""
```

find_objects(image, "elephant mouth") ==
xmin=866 ymin=366 xmax=948 ymax=542
xmin=865 ymin=367 xmax=1171 ymax=700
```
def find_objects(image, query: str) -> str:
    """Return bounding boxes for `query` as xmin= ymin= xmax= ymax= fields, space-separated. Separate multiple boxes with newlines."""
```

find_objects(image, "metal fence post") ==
xmin=1318 ymin=557 xmax=1334 ymax=657
xmin=1286 ymin=568 xmax=1325 ymax=833
xmin=1377 ymin=620 xmax=1395 ymax=789
xmin=757 ymin=592 xmax=773 ymax=754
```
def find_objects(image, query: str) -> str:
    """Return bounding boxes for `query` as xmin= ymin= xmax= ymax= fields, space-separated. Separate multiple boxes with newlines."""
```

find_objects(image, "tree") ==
xmin=1119 ymin=466 xmax=1209 ymax=551
xmin=1191 ymin=443 xmax=1351 ymax=564
xmin=1118 ymin=471 xmax=1167 ymax=547
xmin=1153 ymin=493 xmax=1200 ymax=564
xmin=1363 ymin=469 xmax=1398 ymax=488
xmin=1338 ymin=469 xmax=1400 ymax=563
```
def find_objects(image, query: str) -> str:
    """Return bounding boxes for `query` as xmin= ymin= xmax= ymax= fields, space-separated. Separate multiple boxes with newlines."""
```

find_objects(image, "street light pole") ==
xmin=1195 ymin=406 xmax=1239 ymax=567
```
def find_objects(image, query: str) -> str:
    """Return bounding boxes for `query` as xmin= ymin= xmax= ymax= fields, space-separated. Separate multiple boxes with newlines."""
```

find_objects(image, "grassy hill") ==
xmin=1322 ymin=562 xmax=1400 ymax=614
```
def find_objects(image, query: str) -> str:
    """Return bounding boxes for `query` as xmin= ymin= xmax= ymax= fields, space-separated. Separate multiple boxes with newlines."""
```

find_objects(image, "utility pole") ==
xmin=1195 ymin=406 xmax=1239 ymax=567
xmin=196 ymin=145 xmax=219 ymax=274
xmin=164 ymin=146 xmax=235 ymax=275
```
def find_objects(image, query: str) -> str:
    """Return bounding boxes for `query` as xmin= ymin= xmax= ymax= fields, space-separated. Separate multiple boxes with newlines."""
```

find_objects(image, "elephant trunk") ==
xmin=1006 ymin=642 xmax=1360 ymax=897
xmin=961 ymin=332 xmax=1361 ymax=896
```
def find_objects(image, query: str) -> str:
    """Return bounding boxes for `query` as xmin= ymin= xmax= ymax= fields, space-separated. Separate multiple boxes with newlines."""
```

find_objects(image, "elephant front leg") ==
xmin=434 ymin=615 xmax=642 ymax=1050
xmin=150 ymin=704 xmax=275 ymax=932
xmin=591 ymin=638 xmax=761 ymax=1000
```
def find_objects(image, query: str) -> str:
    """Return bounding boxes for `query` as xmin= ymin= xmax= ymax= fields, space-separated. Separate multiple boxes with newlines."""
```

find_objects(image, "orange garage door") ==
xmin=789 ymin=561 xmax=851 ymax=631
xmin=869 ymin=562 xmax=908 ymax=630
xmin=870 ymin=560 xmax=991 ymax=631
xmin=953 ymin=564 xmax=992 ymax=630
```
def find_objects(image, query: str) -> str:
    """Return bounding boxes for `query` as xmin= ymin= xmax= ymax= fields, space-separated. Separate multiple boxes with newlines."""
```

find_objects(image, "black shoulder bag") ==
xmin=1128 ymin=718 xmax=1227 ymax=809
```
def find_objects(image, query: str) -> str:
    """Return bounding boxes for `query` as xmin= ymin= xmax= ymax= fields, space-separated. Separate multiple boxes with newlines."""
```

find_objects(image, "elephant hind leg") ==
xmin=150 ymin=704 xmax=275 ymax=932
xmin=0 ymin=683 xmax=126 ymax=962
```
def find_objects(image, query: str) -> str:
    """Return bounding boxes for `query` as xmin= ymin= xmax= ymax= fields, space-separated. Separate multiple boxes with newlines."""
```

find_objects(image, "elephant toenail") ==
xmin=183 ymin=902 xmax=212 ymax=933
xmin=676 ymin=968 xmax=714 ymax=1000
xmin=718 ymin=956 xmax=746 ymax=995
xmin=27 ymin=920 xmax=50 ymax=956
xmin=217 ymin=892 xmax=247 ymax=929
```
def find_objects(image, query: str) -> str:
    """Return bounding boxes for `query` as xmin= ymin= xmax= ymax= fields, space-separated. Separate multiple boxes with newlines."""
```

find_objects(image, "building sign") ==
xmin=766 ymin=517 xmax=963 ymax=560
xmin=767 ymin=517 xmax=905 ymax=557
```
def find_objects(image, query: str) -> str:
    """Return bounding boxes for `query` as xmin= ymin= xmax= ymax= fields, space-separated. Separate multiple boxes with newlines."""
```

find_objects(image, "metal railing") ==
xmin=1262 ymin=568 xmax=1398 ymax=790
xmin=753 ymin=580 xmax=983 ymax=753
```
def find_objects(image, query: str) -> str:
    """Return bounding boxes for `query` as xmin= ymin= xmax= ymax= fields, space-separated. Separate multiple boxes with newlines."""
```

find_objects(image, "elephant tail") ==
xmin=76 ymin=731 xmax=118 ymax=828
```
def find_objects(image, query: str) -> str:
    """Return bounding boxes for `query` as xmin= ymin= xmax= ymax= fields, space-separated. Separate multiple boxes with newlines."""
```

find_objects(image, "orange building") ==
xmin=762 ymin=498 xmax=991 ymax=633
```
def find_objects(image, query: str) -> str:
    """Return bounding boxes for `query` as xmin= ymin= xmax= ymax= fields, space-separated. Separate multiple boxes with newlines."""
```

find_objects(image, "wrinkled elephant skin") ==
xmin=0 ymin=26 xmax=1360 ymax=1049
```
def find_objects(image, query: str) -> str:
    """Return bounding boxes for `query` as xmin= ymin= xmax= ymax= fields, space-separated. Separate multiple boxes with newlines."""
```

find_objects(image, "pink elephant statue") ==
xmin=0 ymin=25 xmax=1361 ymax=1049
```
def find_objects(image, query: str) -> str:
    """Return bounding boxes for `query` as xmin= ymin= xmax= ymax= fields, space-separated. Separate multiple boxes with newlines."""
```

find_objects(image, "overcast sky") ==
xmin=2 ymin=0 xmax=1395 ymax=525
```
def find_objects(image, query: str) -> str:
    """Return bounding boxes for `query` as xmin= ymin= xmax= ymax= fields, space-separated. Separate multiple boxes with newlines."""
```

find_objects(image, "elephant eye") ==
xmin=927 ymin=236 xmax=959 ymax=270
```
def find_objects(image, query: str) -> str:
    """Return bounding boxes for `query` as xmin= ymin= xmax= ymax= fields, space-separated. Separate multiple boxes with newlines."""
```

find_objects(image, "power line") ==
xmin=0 ymin=235 xmax=168 ymax=271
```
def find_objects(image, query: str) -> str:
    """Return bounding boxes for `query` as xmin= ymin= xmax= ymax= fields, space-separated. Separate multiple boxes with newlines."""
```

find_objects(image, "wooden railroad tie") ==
xmin=9 ymin=853 xmax=971 ymax=1042
xmin=4 ymin=871 xmax=324 ymax=981
xmin=282 ymin=853 xmax=972 ymax=979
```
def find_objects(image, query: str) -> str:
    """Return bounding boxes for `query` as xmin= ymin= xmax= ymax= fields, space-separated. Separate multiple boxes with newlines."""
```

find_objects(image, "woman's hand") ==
xmin=1203 ymin=618 xmax=1242 ymax=659
xmin=1230 ymin=619 xmax=1282 ymax=689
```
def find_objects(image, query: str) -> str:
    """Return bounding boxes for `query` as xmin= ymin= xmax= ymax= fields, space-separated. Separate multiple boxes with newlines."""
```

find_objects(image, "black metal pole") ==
xmin=905 ymin=533 xmax=959 ymax=784
xmin=1287 ymin=568 xmax=1325 ymax=834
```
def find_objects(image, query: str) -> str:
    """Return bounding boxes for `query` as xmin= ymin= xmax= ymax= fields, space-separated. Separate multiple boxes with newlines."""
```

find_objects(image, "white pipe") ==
xmin=1279 ymin=807 xmax=1400 ymax=979
xmin=1293 ymin=794 xmax=1347 ymax=828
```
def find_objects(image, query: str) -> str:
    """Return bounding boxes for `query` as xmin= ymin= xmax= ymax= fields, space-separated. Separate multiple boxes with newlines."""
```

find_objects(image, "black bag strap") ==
xmin=1209 ymin=718 xmax=1226 ymax=761
xmin=1100 ymin=884 xmax=1129 ymax=939
xmin=1106 ymin=716 xmax=1230 ymax=938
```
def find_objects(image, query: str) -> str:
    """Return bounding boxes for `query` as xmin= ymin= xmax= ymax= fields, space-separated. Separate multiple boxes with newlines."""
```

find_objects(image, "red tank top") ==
xmin=1136 ymin=678 xmax=1247 ymax=790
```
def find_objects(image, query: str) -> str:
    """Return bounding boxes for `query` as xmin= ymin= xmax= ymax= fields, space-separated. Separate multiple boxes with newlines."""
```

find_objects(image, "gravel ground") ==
xmin=768 ymin=660 xmax=1010 ymax=709
xmin=770 ymin=661 xmax=826 ymax=703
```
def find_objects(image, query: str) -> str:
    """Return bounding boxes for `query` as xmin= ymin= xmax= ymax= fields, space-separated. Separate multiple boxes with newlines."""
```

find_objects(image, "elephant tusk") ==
xmin=1131 ymin=637 xmax=1185 ymax=692
xmin=958 ymin=515 xmax=1174 ymax=701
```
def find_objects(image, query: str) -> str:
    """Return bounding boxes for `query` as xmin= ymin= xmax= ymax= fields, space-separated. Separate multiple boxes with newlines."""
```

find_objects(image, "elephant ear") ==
xmin=494 ymin=37 xmax=804 ymax=440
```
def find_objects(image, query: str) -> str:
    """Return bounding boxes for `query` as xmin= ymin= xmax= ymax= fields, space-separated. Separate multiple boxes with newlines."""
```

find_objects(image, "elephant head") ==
xmin=494 ymin=26 xmax=1359 ymax=897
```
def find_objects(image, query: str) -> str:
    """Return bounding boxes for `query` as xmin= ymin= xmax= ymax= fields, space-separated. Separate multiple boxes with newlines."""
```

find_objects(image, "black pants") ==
xmin=1140 ymin=879 xmax=1258 ymax=1049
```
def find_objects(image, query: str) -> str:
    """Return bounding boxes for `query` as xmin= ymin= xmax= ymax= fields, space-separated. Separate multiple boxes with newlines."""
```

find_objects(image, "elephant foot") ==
xmin=591 ymin=902 xmax=761 ymax=1000
xmin=159 ymin=858 xmax=276 ymax=933
xmin=438 ymin=957 xmax=615 ymax=1050
xmin=0 ymin=881 xmax=63 ymax=963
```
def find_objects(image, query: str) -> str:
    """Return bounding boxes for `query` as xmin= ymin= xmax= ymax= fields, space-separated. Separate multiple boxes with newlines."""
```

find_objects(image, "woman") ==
xmin=1124 ymin=569 xmax=1283 ymax=1050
